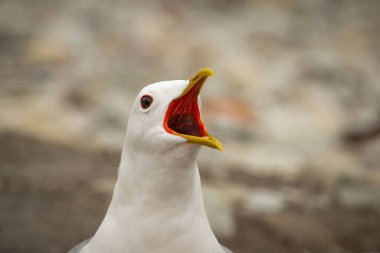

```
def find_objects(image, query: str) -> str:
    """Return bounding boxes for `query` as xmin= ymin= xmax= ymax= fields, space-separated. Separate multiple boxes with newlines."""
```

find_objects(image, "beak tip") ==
xmin=202 ymin=67 xmax=215 ymax=77
xmin=215 ymin=142 xmax=224 ymax=151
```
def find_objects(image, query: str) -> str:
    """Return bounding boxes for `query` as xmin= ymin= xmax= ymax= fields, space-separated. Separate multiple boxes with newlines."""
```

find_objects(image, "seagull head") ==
xmin=124 ymin=68 xmax=223 ymax=157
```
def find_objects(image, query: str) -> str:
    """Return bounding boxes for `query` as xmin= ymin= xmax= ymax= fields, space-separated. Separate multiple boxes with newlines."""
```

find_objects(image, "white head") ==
xmin=122 ymin=68 xmax=223 ymax=166
xmin=86 ymin=70 xmax=226 ymax=253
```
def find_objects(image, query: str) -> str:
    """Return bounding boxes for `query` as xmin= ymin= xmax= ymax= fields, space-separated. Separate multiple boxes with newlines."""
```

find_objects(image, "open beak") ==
xmin=164 ymin=68 xmax=223 ymax=151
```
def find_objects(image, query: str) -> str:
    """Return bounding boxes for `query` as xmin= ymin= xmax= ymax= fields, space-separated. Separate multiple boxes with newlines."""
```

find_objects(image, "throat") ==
xmin=85 ymin=148 xmax=222 ymax=253
xmin=114 ymin=154 xmax=202 ymax=213
xmin=168 ymin=112 xmax=203 ymax=137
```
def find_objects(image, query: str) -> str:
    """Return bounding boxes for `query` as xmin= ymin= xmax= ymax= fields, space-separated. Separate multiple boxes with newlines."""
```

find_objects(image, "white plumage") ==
xmin=69 ymin=69 xmax=232 ymax=253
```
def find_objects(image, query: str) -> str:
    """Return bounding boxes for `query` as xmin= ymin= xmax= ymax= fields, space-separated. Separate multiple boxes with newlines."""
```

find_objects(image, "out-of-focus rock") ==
xmin=213 ymin=181 xmax=251 ymax=204
xmin=227 ymin=143 xmax=305 ymax=179
xmin=337 ymin=182 xmax=380 ymax=211
xmin=243 ymin=188 xmax=287 ymax=214
xmin=203 ymin=184 xmax=236 ymax=238
xmin=25 ymin=37 xmax=71 ymax=65
xmin=90 ymin=177 xmax=115 ymax=194
xmin=1 ymin=0 xmax=380 ymax=251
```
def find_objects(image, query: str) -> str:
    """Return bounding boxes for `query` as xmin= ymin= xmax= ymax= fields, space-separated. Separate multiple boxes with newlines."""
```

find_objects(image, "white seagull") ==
xmin=69 ymin=68 xmax=233 ymax=253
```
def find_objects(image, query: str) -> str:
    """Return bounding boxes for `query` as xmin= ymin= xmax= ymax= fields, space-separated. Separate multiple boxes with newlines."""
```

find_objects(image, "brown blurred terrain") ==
xmin=1 ymin=0 xmax=380 ymax=253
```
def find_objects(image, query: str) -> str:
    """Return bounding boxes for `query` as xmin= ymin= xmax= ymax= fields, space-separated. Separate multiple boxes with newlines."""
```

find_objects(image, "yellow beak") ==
xmin=164 ymin=68 xmax=224 ymax=151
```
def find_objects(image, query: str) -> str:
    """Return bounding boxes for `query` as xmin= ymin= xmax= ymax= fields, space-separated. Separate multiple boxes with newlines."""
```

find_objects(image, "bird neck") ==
xmin=113 ymin=145 xmax=202 ymax=213
xmin=85 ymin=145 xmax=223 ymax=253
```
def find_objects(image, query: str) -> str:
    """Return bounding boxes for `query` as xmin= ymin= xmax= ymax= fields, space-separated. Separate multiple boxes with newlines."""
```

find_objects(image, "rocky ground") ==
xmin=1 ymin=132 xmax=380 ymax=253
xmin=1 ymin=0 xmax=380 ymax=252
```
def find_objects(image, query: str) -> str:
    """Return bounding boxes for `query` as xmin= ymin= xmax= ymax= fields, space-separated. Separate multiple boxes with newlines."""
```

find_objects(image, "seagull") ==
xmin=69 ymin=68 xmax=233 ymax=253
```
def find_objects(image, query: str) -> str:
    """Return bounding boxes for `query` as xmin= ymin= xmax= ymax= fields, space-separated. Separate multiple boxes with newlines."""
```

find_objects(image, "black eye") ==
xmin=140 ymin=95 xmax=153 ymax=109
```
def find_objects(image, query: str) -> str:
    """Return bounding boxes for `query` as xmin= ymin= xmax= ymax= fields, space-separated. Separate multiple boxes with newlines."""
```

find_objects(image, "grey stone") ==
xmin=244 ymin=188 xmax=287 ymax=214
xmin=202 ymin=185 xmax=236 ymax=238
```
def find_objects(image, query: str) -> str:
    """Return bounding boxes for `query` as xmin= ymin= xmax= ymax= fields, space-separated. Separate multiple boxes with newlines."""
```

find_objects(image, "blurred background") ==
xmin=1 ymin=0 xmax=380 ymax=252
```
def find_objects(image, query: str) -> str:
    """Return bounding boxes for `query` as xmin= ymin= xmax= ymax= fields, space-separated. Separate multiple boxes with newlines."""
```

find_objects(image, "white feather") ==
xmin=80 ymin=80 xmax=226 ymax=253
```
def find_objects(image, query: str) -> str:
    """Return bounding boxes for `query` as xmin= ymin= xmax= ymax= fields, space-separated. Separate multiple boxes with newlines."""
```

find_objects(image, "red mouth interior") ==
xmin=164 ymin=82 xmax=207 ymax=137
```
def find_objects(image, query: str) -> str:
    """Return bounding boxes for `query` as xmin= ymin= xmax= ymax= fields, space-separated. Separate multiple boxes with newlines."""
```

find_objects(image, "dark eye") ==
xmin=140 ymin=95 xmax=153 ymax=109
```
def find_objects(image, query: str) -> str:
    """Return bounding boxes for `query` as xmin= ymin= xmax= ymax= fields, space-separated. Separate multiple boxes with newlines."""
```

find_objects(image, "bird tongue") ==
xmin=167 ymin=113 xmax=202 ymax=137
